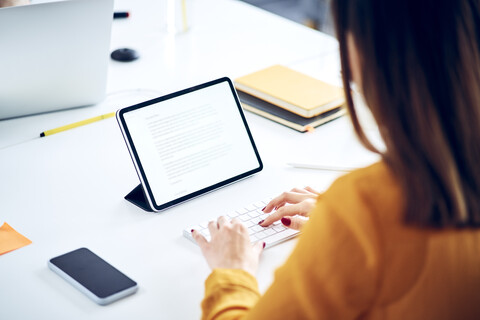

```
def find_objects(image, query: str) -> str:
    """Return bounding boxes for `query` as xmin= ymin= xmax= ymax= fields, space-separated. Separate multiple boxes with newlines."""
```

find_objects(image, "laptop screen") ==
xmin=118 ymin=78 xmax=262 ymax=211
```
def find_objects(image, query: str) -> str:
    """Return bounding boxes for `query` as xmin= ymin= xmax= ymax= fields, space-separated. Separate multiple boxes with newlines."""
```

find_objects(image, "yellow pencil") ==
xmin=39 ymin=112 xmax=116 ymax=137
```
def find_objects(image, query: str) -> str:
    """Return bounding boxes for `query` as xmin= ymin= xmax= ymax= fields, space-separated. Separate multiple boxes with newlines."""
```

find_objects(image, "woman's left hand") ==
xmin=259 ymin=186 xmax=319 ymax=230
xmin=192 ymin=216 xmax=265 ymax=276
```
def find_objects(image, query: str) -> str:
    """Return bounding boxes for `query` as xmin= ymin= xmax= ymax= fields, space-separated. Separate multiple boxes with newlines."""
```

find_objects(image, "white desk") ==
xmin=0 ymin=0 xmax=379 ymax=318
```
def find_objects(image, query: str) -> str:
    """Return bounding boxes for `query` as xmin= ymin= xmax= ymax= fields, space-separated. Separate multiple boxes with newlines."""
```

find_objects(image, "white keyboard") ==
xmin=183 ymin=198 xmax=299 ymax=249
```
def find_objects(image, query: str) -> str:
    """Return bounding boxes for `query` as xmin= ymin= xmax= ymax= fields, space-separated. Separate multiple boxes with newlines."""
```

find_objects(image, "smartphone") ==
xmin=48 ymin=248 xmax=138 ymax=305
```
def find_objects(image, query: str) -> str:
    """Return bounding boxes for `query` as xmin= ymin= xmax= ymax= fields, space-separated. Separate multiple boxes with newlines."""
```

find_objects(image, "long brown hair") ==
xmin=332 ymin=0 xmax=480 ymax=227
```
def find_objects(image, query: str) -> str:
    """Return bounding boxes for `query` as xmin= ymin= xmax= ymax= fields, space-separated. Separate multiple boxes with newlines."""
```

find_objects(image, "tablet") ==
xmin=117 ymin=78 xmax=263 ymax=212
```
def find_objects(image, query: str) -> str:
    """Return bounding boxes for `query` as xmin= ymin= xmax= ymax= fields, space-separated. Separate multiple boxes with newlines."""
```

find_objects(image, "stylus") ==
xmin=286 ymin=162 xmax=357 ymax=172
xmin=39 ymin=112 xmax=116 ymax=137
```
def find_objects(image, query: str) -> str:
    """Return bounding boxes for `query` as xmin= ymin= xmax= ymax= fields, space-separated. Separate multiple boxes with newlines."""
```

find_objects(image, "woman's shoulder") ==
xmin=330 ymin=161 xmax=398 ymax=194
xmin=306 ymin=161 xmax=427 ymax=305
xmin=321 ymin=161 xmax=404 ymax=223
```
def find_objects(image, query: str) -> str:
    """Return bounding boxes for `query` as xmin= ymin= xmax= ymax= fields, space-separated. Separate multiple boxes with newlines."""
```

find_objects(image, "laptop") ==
xmin=0 ymin=0 xmax=114 ymax=119
xmin=116 ymin=78 xmax=263 ymax=212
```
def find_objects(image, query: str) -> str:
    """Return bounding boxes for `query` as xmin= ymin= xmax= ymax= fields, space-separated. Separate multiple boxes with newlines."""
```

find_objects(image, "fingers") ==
xmin=260 ymin=203 xmax=302 ymax=226
xmin=253 ymin=240 xmax=266 ymax=256
xmin=191 ymin=229 xmax=209 ymax=249
xmin=281 ymin=216 xmax=309 ymax=231
xmin=263 ymin=191 xmax=316 ymax=213
xmin=304 ymin=186 xmax=321 ymax=195
xmin=230 ymin=217 xmax=242 ymax=226
xmin=290 ymin=187 xmax=310 ymax=194
xmin=208 ymin=216 xmax=231 ymax=237
xmin=208 ymin=220 xmax=218 ymax=236
xmin=260 ymin=197 xmax=316 ymax=227
xmin=217 ymin=216 xmax=229 ymax=228
xmin=194 ymin=217 xmax=240 ymax=248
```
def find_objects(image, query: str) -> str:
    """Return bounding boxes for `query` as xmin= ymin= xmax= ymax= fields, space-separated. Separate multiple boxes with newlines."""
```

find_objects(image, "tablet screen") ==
xmin=118 ymin=78 xmax=262 ymax=211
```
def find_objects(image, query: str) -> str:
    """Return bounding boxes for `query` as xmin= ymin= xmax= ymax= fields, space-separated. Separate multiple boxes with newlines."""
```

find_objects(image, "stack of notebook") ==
xmin=235 ymin=65 xmax=346 ymax=132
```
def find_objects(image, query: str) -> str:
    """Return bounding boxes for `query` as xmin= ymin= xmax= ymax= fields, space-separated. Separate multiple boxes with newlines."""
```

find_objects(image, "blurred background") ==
xmin=0 ymin=0 xmax=335 ymax=35
xmin=241 ymin=0 xmax=334 ymax=35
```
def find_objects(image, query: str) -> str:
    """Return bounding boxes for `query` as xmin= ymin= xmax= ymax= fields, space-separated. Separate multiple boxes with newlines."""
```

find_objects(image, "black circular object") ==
xmin=111 ymin=48 xmax=139 ymax=62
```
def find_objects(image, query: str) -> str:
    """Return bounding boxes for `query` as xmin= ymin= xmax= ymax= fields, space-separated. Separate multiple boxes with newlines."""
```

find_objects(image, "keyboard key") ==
xmin=199 ymin=221 xmax=209 ymax=228
xmin=227 ymin=211 xmax=238 ymax=218
xmin=255 ymin=209 xmax=264 ymax=216
xmin=245 ymin=204 xmax=257 ymax=211
xmin=253 ymin=201 xmax=265 ymax=208
xmin=264 ymin=229 xmax=298 ymax=246
xmin=255 ymin=231 xmax=268 ymax=240
xmin=249 ymin=234 xmax=259 ymax=242
xmin=247 ymin=210 xmax=259 ymax=218
xmin=239 ymin=214 xmax=250 ymax=222
xmin=263 ymin=228 xmax=276 ymax=236
xmin=236 ymin=208 xmax=248 ymax=215
xmin=244 ymin=220 xmax=255 ymax=228
xmin=251 ymin=225 xmax=264 ymax=233
xmin=273 ymin=225 xmax=286 ymax=232
xmin=250 ymin=216 xmax=263 ymax=224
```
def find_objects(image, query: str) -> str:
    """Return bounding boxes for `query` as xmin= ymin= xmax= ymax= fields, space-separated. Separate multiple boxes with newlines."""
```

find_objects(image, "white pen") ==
xmin=286 ymin=162 xmax=357 ymax=172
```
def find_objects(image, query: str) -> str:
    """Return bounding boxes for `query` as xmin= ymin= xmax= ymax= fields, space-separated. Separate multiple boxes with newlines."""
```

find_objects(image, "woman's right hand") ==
xmin=259 ymin=186 xmax=320 ymax=230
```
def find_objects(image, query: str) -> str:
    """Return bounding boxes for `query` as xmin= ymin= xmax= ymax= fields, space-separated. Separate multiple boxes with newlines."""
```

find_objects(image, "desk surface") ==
xmin=0 ymin=0 xmax=379 ymax=318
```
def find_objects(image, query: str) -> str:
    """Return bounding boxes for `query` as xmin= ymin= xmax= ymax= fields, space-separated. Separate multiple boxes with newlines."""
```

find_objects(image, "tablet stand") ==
xmin=124 ymin=184 xmax=153 ymax=212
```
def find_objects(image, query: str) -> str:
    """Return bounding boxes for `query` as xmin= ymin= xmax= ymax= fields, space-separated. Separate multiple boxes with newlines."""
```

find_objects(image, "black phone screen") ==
xmin=50 ymin=248 xmax=137 ymax=298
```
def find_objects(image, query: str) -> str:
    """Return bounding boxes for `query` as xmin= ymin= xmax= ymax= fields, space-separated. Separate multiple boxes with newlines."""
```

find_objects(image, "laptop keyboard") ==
xmin=183 ymin=198 xmax=300 ymax=249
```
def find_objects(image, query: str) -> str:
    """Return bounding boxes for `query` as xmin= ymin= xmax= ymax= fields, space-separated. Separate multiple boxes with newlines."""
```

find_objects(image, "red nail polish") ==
xmin=258 ymin=220 xmax=264 ymax=225
xmin=191 ymin=229 xmax=194 ymax=233
xmin=281 ymin=217 xmax=291 ymax=226
xmin=261 ymin=206 xmax=266 ymax=211
xmin=263 ymin=242 xmax=266 ymax=249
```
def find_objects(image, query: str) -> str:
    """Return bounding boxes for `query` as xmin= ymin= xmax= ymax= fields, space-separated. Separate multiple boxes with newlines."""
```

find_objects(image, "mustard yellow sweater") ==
xmin=201 ymin=162 xmax=480 ymax=319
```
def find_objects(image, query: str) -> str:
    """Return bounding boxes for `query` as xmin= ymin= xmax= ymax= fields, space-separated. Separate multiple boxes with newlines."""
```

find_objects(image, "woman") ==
xmin=192 ymin=0 xmax=480 ymax=318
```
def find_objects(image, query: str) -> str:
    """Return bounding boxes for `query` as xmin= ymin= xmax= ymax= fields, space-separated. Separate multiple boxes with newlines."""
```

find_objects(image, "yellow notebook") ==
xmin=235 ymin=65 xmax=344 ymax=118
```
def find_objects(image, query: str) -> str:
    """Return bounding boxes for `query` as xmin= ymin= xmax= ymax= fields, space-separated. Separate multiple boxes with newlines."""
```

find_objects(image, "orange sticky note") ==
xmin=0 ymin=222 xmax=32 ymax=255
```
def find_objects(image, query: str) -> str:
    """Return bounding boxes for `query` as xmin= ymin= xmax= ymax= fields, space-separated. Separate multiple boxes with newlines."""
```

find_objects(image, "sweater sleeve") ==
xmin=202 ymin=168 xmax=384 ymax=319
xmin=201 ymin=269 xmax=261 ymax=320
